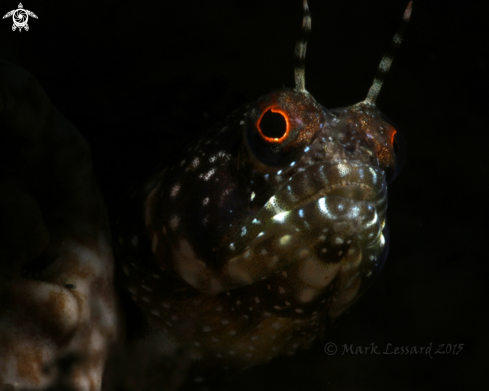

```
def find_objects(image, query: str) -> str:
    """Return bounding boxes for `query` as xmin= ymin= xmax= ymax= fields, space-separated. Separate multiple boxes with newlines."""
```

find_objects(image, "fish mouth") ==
xmin=270 ymin=161 xmax=387 ymax=216
xmin=294 ymin=181 xmax=377 ymax=209
xmin=223 ymin=161 xmax=387 ymax=296
xmin=231 ymin=161 xmax=387 ymax=256
xmin=256 ymin=160 xmax=388 ymax=265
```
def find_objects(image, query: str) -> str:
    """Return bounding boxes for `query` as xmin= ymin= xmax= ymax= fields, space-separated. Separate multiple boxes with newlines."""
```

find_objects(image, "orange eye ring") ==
xmin=389 ymin=127 xmax=397 ymax=146
xmin=256 ymin=106 xmax=290 ymax=143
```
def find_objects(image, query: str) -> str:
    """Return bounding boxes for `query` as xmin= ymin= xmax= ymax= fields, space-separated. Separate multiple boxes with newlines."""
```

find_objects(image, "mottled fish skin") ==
xmin=115 ymin=1 xmax=411 ymax=387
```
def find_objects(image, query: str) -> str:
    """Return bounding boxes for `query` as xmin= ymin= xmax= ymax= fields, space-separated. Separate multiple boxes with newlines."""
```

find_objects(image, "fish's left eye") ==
xmin=246 ymin=104 xmax=299 ymax=168
xmin=245 ymin=90 xmax=323 ymax=169
xmin=257 ymin=108 xmax=289 ymax=142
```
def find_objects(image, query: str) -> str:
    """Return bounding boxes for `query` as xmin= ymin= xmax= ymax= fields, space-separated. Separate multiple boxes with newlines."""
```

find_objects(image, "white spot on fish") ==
xmin=273 ymin=211 xmax=288 ymax=223
xmin=170 ymin=183 xmax=181 ymax=197
xmin=318 ymin=198 xmax=329 ymax=215
xmin=280 ymin=235 xmax=292 ymax=245
xmin=201 ymin=168 xmax=216 ymax=181
xmin=217 ymin=151 xmax=230 ymax=160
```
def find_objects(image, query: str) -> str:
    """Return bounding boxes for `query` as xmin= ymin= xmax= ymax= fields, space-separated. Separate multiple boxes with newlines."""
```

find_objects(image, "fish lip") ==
xmin=276 ymin=184 xmax=376 ymax=222
xmin=279 ymin=160 xmax=386 ymax=211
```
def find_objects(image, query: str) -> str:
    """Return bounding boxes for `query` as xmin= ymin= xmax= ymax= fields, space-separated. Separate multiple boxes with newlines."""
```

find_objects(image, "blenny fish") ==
xmin=116 ymin=0 xmax=412 ymax=388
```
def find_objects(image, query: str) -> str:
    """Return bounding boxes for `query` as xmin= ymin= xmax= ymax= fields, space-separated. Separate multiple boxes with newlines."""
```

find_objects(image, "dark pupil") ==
xmin=259 ymin=109 xmax=287 ymax=139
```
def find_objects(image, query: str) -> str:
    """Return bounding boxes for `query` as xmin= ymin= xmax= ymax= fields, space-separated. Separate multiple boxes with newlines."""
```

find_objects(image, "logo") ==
xmin=3 ymin=3 xmax=38 ymax=32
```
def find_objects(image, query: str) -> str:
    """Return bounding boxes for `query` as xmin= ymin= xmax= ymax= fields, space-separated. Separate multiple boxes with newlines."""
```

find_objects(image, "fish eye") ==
xmin=245 ymin=90 xmax=323 ymax=169
xmin=379 ymin=112 xmax=406 ymax=183
xmin=246 ymin=104 xmax=298 ymax=168
xmin=257 ymin=108 xmax=289 ymax=142
xmin=389 ymin=128 xmax=407 ymax=182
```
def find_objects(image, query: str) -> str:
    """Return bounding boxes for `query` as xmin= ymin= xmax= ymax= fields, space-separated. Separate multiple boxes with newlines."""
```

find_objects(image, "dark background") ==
xmin=1 ymin=0 xmax=487 ymax=389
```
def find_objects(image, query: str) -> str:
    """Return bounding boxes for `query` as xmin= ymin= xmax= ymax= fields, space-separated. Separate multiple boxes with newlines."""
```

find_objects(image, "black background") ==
xmin=1 ymin=0 xmax=487 ymax=389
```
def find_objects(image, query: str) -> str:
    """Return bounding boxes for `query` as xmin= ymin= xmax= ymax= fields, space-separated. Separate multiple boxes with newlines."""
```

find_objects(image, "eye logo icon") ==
xmin=3 ymin=3 xmax=38 ymax=32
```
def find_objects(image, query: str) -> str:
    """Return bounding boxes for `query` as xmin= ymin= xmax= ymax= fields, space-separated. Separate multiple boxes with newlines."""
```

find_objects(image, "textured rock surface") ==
xmin=0 ymin=62 xmax=120 ymax=390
